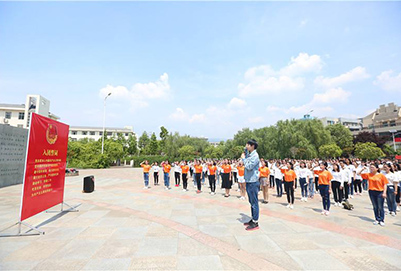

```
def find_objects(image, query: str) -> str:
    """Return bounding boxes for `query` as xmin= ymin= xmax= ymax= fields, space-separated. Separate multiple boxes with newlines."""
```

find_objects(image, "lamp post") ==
xmin=101 ymin=93 xmax=112 ymax=154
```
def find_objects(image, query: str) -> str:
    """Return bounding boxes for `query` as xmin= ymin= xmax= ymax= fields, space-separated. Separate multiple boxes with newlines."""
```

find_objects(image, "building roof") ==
xmin=70 ymin=126 xmax=134 ymax=132
xmin=0 ymin=103 xmax=25 ymax=109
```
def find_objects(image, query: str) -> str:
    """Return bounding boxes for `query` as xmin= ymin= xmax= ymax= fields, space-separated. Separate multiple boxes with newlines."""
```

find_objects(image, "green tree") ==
xmin=319 ymin=143 xmax=342 ymax=158
xmin=178 ymin=145 xmax=196 ymax=160
xmin=354 ymin=142 xmax=385 ymax=160
xmin=326 ymin=123 xmax=354 ymax=153
xmin=126 ymin=133 xmax=138 ymax=155
xmin=138 ymin=131 xmax=150 ymax=154
xmin=159 ymin=126 xmax=169 ymax=153
xmin=148 ymin=132 xmax=159 ymax=155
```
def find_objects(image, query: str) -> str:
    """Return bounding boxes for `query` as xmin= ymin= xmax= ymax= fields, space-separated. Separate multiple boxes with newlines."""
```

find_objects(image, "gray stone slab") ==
xmin=82 ymin=258 xmax=132 ymax=270
xmin=111 ymin=226 xmax=148 ymax=240
xmin=177 ymin=255 xmax=223 ymax=270
xmin=136 ymin=237 xmax=178 ymax=257
xmin=51 ymin=239 xmax=106 ymax=260
xmin=287 ymin=250 xmax=352 ymax=270
xmin=235 ymin=234 xmax=282 ymax=253
xmin=199 ymin=224 xmax=232 ymax=237
xmin=360 ymin=245 xmax=401 ymax=267
xmin=32 ymin=259 xmax=88 ymax=270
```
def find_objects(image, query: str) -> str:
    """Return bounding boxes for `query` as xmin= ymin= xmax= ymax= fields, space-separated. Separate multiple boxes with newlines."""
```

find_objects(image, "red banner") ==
xmin=20 ymin=113 xmax=69 ymax=221
xmin=395 ymin=138 xmax=401 ymax=143
xmin=396 ymin=155 xmax=401 ymax=160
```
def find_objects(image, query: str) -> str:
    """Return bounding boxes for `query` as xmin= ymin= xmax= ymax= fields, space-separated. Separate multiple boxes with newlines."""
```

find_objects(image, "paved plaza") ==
xmin=1 ymin=167 xmax=401 ymax=270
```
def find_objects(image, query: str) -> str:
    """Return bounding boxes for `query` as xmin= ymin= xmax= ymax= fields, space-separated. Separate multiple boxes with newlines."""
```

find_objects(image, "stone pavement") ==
xmin=1 ymin=167 xmax=401 ymax=270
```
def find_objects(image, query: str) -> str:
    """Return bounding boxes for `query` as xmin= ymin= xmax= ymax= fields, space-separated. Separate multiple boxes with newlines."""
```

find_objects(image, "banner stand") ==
xmin=46 ymin=201 xmax=81 ymax=213
xmin=0 ymin=221 xmax=45 ymax=238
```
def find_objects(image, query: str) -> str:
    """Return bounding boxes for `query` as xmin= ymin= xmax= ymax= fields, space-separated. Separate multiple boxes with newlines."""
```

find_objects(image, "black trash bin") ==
xmin=83 ymin=175 xmax=95 ymax=193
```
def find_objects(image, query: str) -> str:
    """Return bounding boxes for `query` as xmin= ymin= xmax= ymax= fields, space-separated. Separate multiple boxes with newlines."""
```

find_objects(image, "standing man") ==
xmin=241 ymin=139 xmax=260 ymax=231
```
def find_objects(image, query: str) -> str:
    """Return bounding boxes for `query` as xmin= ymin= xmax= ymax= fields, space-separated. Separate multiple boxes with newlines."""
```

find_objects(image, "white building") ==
xmin=0 ymin=94 xmax=59 ymax=128
xmin=320 ymin=117 xmax=362 ymax=131
xmin=69 ymin=126 xmax=135 ymax=142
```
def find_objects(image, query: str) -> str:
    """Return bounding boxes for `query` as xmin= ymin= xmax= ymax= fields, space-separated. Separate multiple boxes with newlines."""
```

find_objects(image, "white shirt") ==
xmin=347 ymin=165 xmax=356 ymax=179
xmin=383 ymin=171 xmax=397 ymax=185
xmin=341 ymin=167 xmax=350 ymax=183
xmin=298 ymin=168 xmax=309 ymax=179
xmin=152 ymin=165 xmax=160 ymax=173
xmin=331 ymin=171 xmax=344 ymax=186
xmin=274 ymin=167 xmax=283 ymax=179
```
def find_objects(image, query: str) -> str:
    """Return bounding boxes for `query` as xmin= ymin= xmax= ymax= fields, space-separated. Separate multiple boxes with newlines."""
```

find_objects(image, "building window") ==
xmin=125 ymin=133 xmax=129 ymax=136
xmin=18 ymin=112 xmax=25 ymax=120
xmin=383 ymin=122 xmax=388 ymax=127
xmin=71 ymin=131 xmax=77 ymax=135
xmin=90 ymin=131 xmax=95 ymax=135
xmin=390 ymin=120 xmax=396 ymax=127
xmin=107 ymin=132 xmax=113 ymax=136
xmin=99 ymin=132 xmax=103 ymax=136
xmin=82 ymin=131 xmax=88 ymax=135
xmin=5 ymin=112 xmax=11 ymax=119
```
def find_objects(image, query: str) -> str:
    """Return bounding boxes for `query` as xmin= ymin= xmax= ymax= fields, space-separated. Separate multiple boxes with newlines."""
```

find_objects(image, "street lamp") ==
xmin=102 ymin=93 xmax=112 ymax=154
xmin=389 ymin=130 xmax=397 ymax=152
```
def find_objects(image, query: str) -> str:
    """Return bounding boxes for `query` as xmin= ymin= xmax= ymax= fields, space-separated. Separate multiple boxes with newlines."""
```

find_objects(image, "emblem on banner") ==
xmin=46 ymin=124 xmax=58 ymax=145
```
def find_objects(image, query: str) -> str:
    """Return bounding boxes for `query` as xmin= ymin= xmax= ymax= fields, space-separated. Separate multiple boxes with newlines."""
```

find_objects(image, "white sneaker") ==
xmin=304 ymin=198 xmax=308 ymax=202
xmin=321 ymin=210 xmax=325 ymax=215
xmin=143 ymin=186 xmax=148 ymax=189
xmin=397 ymin=207 xmax=400 ymax=212
xmin=390 ymin=212 xmax=396 ymax=217
xmin=286 ymin=204 xmax=291 ymax=208
xmin=183 ymin=189 xmax=186 ymax=191
xmin=350 ymin=195 xmax=354 ymax=199
xmin=373 ymin=221 xmax=379 ymax=225
xmin=379 ymin=221 xmax=385 ymax=226
xmin=325 ymin=211 xmax=330 ymax=216
xmin=165 ymin=187 xmax=169 ymax=190
xmin=290 ymin=205 xmax=294 ymax=209
xmin=240 ymin=196 xmax=245 ymax=200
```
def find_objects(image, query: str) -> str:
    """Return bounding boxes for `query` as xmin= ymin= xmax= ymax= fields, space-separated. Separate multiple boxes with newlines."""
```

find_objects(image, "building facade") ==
xmin=68 ymin=126 xmax=135 ymax=141
xmin=320 ymin=117 xmax=362 ymax=131
xmin=0 ymin=95 xmax=59 ymax=128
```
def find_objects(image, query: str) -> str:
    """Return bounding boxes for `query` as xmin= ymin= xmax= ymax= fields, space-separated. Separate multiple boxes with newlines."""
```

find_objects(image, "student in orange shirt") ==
xmin=194 ymin=160 xmax=203 ymax=193
xmin=314 ymin=162 xmax=334 ymax=216
xmin=181 ymin=161 xmax=190 ymax=191
xmin=208 ymin=162 xmax=217 ymax=195
xmin=259 ymin=160 xmax=270 ymax=204
xmin=140 ymin=160 xmax=151 ymax=189
xmin=359 ymin=164 xmax=388 ymax=226
xmin=161 ymin=160 xmax=172 ymax=190
xmin=221 ymin=159 xmax=232 ymax=197
xmin=237 ymin=161 xmax=246 ymax=200
xmin=281 ymin=162 xmax=297 ymax=209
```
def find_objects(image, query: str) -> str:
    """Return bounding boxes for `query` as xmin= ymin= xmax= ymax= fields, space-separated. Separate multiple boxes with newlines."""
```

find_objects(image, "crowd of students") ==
xmin=140 ymin=157 xmax=401 ymax=227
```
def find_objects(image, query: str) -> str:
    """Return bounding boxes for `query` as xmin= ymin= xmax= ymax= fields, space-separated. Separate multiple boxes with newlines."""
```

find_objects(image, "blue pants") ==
xmin=164 ymin=172 xmax=170 ymax=188
xmin=369 ymin=190 xmax=385 ymax=222
xmin=319 ymin=184 xmax=330 ymax=211
xmin=386 ymin=186 xmax=397 ymax=213
xmin=275 ymin=178 xmax=282 ymax=197
xmin=246 ymin=181 xmax=260 ymax=222
xmin=308 ymin=178 xmax=315 ymax=197
xmin=299 ymin=177 xmax=308 ymax=197
xmin=362 ymin=179 xmax=368 ymax=191
xmin=144 ymin=173 xmax=149 ymax=187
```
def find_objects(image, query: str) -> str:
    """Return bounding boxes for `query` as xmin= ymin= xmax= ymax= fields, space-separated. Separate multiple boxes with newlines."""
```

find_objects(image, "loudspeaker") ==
xmin=83 ymin=175 xmax=95 ymax=193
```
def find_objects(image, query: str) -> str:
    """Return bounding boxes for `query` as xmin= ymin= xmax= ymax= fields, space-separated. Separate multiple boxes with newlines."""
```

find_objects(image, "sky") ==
xmin=1 ymin=1 xmax=401 ymax=140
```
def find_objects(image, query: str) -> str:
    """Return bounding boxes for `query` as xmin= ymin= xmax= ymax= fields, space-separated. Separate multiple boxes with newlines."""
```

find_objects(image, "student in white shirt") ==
xmin=331 ymin=163 xmax=344 ymax=206
xmin=298 ymin=162 xmax=309 ymax=202
xmin=274 ymin=161 xmax=283 ymax=197
xmin=151 ymin=162 xmax=160 ymax=186
xmin=382 ymin=163 xmax=398 ymax=216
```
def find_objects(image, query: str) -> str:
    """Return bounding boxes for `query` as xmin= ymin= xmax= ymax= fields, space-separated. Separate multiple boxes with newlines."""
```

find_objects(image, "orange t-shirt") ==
xmin=237 ymin=166 xmax=245 ymax=177
xmin=281 ymin=169 xmax=297 ymax=182
xmin=141 ymin=164 xmax=151 ymax=173
xmin=259 ymin=167 xmax=270 ymax=178
xmin=208 ymin=166 xmax=217 ymax=175
xmin=163 ymin=164 xmax=171 ymax=173
xmin=194 ymin=165 xmax=203 ymax=174
xmin=361 ymin=173 xmax=389 ymax=191
xmin=314 ymin=170 xmax=333 ymax=185
xmin=222 ymin=165 xmax=231 ymax=173
xmin=181 ymin=165 xmax=189 ymax=174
